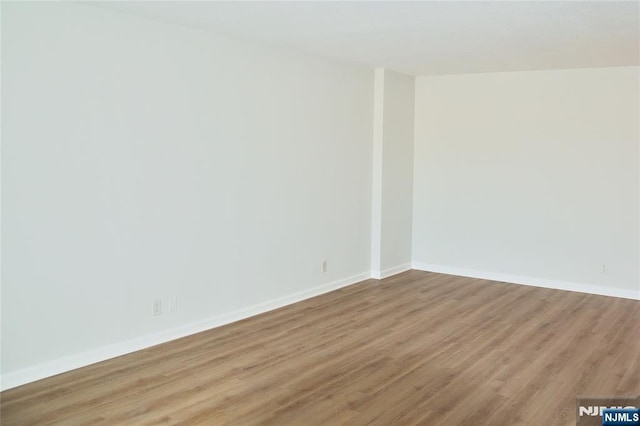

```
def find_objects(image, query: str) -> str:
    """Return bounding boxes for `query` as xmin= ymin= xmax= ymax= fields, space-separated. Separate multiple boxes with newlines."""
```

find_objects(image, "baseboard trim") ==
xmin=0 ymin=271 xmax=371 ymax=391
xmin=371 ymin=263 xmax=412 ymax=280
xmin=412 ymin=262 xmax=640 ymax=301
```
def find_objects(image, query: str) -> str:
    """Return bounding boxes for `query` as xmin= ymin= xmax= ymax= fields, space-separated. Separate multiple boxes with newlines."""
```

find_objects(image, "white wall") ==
xmin=1 ymin=2 xmax=373 ymax=386
xmin=413 ymin=67 xmax=640 ymax=298
xmin=3 ymin=1 xmax=638 ymax=391
xmin=371 ymin=69 xmax=415 ymax=278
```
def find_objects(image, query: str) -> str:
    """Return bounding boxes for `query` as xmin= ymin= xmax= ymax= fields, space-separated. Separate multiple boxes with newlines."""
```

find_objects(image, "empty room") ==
xmin=1 ymin=1 xmax=639 ymax=425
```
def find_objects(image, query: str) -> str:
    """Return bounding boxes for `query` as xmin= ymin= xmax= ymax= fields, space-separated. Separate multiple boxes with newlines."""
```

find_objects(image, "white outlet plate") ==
xmin=170 ymin=296 xmax=178 ymax=312
xmin=321 ymin=260 xmax=328 ymax=273
xmin=152 ymin=299 xmax=162 ymax=316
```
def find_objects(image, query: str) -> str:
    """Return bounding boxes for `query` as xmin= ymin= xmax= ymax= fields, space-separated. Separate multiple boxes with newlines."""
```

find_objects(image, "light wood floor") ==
xmin=2 ymin=271 xmax=639 ymax=425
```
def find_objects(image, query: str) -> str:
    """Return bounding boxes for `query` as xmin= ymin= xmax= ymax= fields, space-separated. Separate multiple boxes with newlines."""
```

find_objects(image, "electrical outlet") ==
xmin=601 ymin=264 xmax=608 ymax=274
xmin=152 ymin=299 xmax=162 ymax=316
xmin=321 ymin=260 xmax=328 ymax=273
xmin=169 ymin=296 xmax=178 ymax=312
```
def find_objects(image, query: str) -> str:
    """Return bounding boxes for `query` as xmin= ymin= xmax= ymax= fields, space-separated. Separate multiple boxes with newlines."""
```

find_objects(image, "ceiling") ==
xmin=92 ymin=1 xmax=640 ymax=76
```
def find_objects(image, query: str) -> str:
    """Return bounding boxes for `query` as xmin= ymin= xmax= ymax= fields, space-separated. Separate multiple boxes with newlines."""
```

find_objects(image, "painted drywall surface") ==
xmin=371 ymin=70 xmax=385 ymax=275
xmin=380 ymin=70 xmax=415 ymax=273
xmin=413 ymin=67 xmax=639 ymax=293
xmin=370 ymin=69 xmax=415 ymax=278
xmin=2 ymin=2 xmax=373 ymax=376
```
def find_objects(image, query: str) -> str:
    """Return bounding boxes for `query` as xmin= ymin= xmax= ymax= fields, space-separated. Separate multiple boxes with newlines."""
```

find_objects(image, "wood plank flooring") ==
xmin=1 ymin=271 xmax=639 ymax=425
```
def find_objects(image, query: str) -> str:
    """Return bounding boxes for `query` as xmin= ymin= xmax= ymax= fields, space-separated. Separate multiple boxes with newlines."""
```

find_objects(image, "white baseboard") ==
xmin=0 ymin=271 xmax=371 ymax=391
xmin=371 ymin=263 xmax=412 ymax=280
xmin=412 ymin=262 xmax=640 ymax=301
